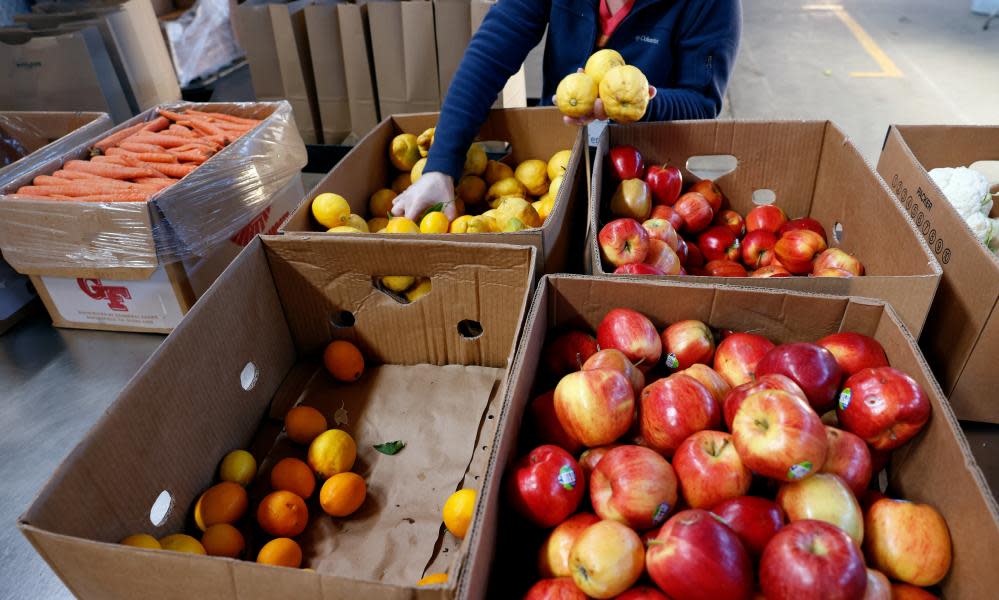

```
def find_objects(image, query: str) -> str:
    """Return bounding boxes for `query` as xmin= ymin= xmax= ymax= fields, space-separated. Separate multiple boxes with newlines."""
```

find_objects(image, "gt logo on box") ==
xmin=77 ymin=279 xmax=131 ymax=311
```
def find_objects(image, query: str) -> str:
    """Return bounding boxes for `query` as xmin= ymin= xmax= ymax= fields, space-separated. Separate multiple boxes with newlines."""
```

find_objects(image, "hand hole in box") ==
xmin=685 ymin=154 xmax=737 ymax=181
xmin=330 ymin=310 xmax=356 ymax=328
xmin=240 ymin=362 xmax=259 ymax=391
xmin=457 ymin=319 xmax=484 ymax=340
xmin=149 ymin=490 xmax=173 ymax=527
xmin=833 ymin=222 xmax=844 ymax=244
xmin=752 ymin=189 xmax=777 ymax=206
xmin=372 ymin=276 xmax=431 ymax=305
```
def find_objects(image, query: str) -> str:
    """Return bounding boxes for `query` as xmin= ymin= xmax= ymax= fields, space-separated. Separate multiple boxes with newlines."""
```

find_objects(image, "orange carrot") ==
xmin=72 ymin=192 xmax=152 ymax=203
xmin=187 ymin=110 xmax=262 ymax=126
xmin=34 ymin=174 xmax=132 ymax=187
xmin=52 ymin=170 xmax=98 ymax=181
xmin=10 ymin=194 xmax=71 ymax=201
xmin=64 ymin=159 xmax=161 ymax=180
xmin=16 ymin=183 xmax=155 ymax=197
xmin=156 ymin=108 xmax=189 ymax=122
xmin=180 ymin=118 xmax=226 ymax=138
xmin=133 ymin=177 xmax=178 ymax=190
xmin=91 ymin=155 xmax=130 ymax=166
xmin=106 ymin=147 xmax=178 ymax=163
xmin=168 ymin=124 xmax=196 ymax=138
xmin=169 ymin=151 xmax=209 ymax=164
xmin=125 ymin=159 xmax=197 ymax=179
xmin=92 ymin=122 xmax=146 ymax=152
xmin=120 ymin=141 xmax=167 ymax=153
xmin=129 ymin=133 xmax=219 ymax=150
xmin=142 ymin=116 xmax=170 ymax=132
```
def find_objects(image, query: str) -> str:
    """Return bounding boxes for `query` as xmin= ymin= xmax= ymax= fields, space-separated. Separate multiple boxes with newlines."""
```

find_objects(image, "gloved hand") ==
xmin=391 ymin=171 xmax=457 ymax=222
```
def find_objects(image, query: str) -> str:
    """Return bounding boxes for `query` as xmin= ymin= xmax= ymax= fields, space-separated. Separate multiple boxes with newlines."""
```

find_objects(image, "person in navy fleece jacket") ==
xmin=392 ymin=0 xmax=742 ymax=221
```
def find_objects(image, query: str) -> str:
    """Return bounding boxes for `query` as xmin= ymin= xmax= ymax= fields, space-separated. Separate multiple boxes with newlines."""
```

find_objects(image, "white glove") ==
xmin=391 ymin=171 xmax=457 ymax=222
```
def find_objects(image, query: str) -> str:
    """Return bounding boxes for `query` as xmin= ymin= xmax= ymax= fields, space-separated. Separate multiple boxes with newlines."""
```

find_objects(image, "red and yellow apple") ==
xmin=820 ymin=427 xmax=871 ymax=497
xmin=651 ymin=204 xmax=684 ymax=232
xmin=611 ymin=179 xmax=652 ymax=221
xmin=777 ymin=473 xmax=864 ymax=545
xmin=723 ymin=373 xmax=807 ymax=431
xmin=590 ymin=445 xmax=678 ymax=530
xmin=640 ymin=374 xmax=721 ymax=456
xmin=890 ymin=584 xmax=938 ymax=600
xmin=756 ymin=342 xmax=843 ymax=413
xmin=813 ymin=248 xmax=864 ymax=276
xmin=600 ymin=219 xmax=650 ymax=267
xmin=715 ymin=209 xmax=745 ymax=237
xmin=816 ymin=332 xmax=889 ymax=378
xmin=544 ymin=330 xmax=598 ymax=376
xmin=615 ymin=263 xmax=666 ymax=275
xmin=615 ymin=586 xmax=671 ymax=600
xmin=690 ymin=179 xmax=724 ymax=213
xmin=864 ymin=498 xmax=951 ymax=587
xmin=644 ymin=239 xmax=683 ymax=275
xmin=661 ymin=319 xmax=715 ymax=371
xmin=554 ymin=369 xmax=635 ymax=447
xmin=597 ymin=308 xmax=662 ymax=373
xmin=741 ymin=229 xmax=777 ymax=269
xmin=711 ymin=496 xmax=785 ymax=559
xmin=583 ymin=348 xmax=645 ymax=396
xmin=759 ymin=519 xmax=867 ymax=600
xmin=698 ymin=225 xmax=741 ymax=263
xmin=672 ymin=430 xmax=751 ymax=509
xmin=862 ymin=569 xmax=891 ymax=600
xmin=674 ymin=192 xmax=714 ymax=233
xmin=538 ymin=513 xmax=601 ymax=578
xmin=836 ymin=367 xmax=930 ymax=451
xmin=569 ymin=520 xmax=645 ymax=599
xmin=778 ymin=217 xmax=827 ymax=243
xmin=643 ymin=218 xmax=679 ymax=250
xmin=506 ymin=445 xmax=585 ymax=528
xmin=682 ymin=363 xmax=731 ymax=407
xmin=745 ymin=204 xmax=788 ymax=235
xmin=530 ymin=390 xmax=584 ymax=454
xmin=713 ymin=332 xmax=776 ymax=388
xmin=578 ymin=445 xmax=620 ymax=482
xmin=731 ymin=389 xmax=828 ymax=482
xmin=774 ymin=229 xmax=827 ymax=274
xmin=704 ymin=259 xmax=748 ymax=277
xmin=751 ymin=265 xmax=792 ymax=277
xmin=524 ymin=577 xmax=589 ymax=600
xmin=813 ymin=267 xmax=855 ymax=277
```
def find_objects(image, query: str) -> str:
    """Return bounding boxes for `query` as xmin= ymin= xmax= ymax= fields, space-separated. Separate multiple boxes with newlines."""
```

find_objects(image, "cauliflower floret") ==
xmin=991 ymin=218 xmax=999 ymax=253
xmin=928 ymin=167 xmax=992 ymax=219
xmin=964 ymin=211 xmax=993 ymax=246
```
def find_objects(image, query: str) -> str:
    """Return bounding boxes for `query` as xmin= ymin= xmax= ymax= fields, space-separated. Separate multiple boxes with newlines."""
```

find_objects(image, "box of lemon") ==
xmin=19 ymin=234 xmax=536 ymax=598
xmin=281 ymin=106 xmax=586 ymax=274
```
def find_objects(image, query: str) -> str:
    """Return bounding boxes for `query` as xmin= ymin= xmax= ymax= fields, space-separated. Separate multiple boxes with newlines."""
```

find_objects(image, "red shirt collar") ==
xmin=599 ymin=0 xmax=637 ymax=40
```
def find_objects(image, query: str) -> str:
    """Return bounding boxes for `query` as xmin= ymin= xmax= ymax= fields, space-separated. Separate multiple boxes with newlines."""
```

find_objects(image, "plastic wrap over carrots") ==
xmin=0 ymin=101 xmax=307 ymax=272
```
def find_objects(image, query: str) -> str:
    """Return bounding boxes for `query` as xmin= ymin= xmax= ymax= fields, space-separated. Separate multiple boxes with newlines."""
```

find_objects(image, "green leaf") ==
xmin=374 ymin=440 xmax=406 ymax=455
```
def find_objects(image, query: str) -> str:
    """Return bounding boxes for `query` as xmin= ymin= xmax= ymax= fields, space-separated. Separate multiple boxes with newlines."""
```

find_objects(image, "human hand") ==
xmin=390 ymin=171 xmax=456 ymax=222
xmin=554 ymin=83 xmax=657 ymax=126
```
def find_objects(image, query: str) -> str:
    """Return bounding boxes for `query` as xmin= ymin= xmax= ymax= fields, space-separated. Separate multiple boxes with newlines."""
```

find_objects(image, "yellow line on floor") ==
xmin=804 ymin=4 xmax=904 ymax=78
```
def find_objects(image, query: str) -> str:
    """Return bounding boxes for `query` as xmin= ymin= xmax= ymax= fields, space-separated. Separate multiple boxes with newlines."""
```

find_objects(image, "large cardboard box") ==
xmin=19 ymin=235 xmax=536 ymax=598
xmin=336 ymin=2 xmax=380 ymax=141
xmin=588 ymin=121 xmax=942 ymax=337
xmin=303 ymin=0 xmax=351 ymax=144
xmin=878 ymin=125 xmax=999 ymax=423
xmin=367 ymin=0 xmax=440 ymax=117
xmin=467 ymin=275 xmax=999 ymax=598
xmin=281 ymin=107 xmax=585 ymax=274
xmin=234 ymin=0 xmax=323 ymax=144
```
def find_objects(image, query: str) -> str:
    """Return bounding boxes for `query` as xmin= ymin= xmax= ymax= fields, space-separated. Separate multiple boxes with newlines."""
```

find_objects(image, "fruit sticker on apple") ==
xmin=506 ymin=445 xmax=585 ymax=528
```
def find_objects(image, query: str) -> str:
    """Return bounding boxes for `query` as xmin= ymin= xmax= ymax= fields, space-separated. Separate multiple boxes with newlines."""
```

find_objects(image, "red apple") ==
xmin=862 ymin=569 xmax=891 ymax=600
xmin=741 ymin=229 xmax=777 ymax=269
xmin=555 ymin=369 xmax=635 ymax=447
xmin=816 ymin=333 xmax=889 ymax=378
xmin=646 ymin=164 xmax=683 ymax=207
xmin=591 ymin=445 xmax=678 ymax=530
xmin=530 ymin=391 xmax=583 ymax=453
xmin=643 ymin=218 xmax=680 ymax=249
xmin=615 ymin=263 xmax=666 ymax=276
xmin=775 ymin=229 xmax=827 ymax=275
xmin=836 ymin=367 xmax=930 ymax=451
xmin=506 ymin=445 xmax=585 ymax=528
xmin=600 ymin=219 xmax=651 ymax=267
xmin=711 ymin=496 xmax=785 ymax=559
xmin=682 ymin=363 xmax=731 ymax=407
xmin=864 ymin=498 xmax=951 ymax=587
xmin=524 ymin=577 xmax=588 ymax=600
xmin=579 ymin=445 xmax=619 ymax=481
xmin=751 ymin=265 xmax=792 ymax=278
xmin=544 ymin=330 xmax=598 ymax=376
xmin=731 ymin=389 xmax=828 ymax=482
xmin=813 ymin=248 xmax=864 ymax=276
xmin=745 ymin=205 xmax=788 ymax=235
xmin=820 ymin=427 xmax=871 ymax=497
xmin=569 ymin=520 xmax=645 ymax=599
xmin=704 ymin=259 xmax=748 ymax=277
xmin=611 ymin=179 xmax=652 ymax=221
xmin=698 ymin=225 xmax=741 ymax=262
xmin=889 ymin=584 xmax=938 ymax=600
xmin=715 ymin=209 xmax=745 ymax=238
xmin=584 ymin=349 xmax=645 ymax=396
xmin=661 ymin=319 xmax=715 ymax=371
xmin=777 ymin=473 xmax=864 ymax=545
xmin=683 ymin=240 xmax=705 ymax=269
xmin=723 ymin=374 xmax=808 ymax=431
xmin=674 ymin=192 xmax=714 ymax=233
xmin=538 ymin=513 xmax=602 ymax=578
xmin=651 ymin=204 xmax=685 ymax=232
xmin=615 ymin=586 xmax=671 ymax=600
xmin=673 ymin=430 xmax=752 ymax=509
xmin=756 ymin=343 xmax=843 ymax=413
xmin=779 ymin=217 xmax=828 ymax=243
xmin=690 ymin=179 xmax=724 ymax=213
xmin=646 ymin=509 xmax=754 ymax=600
xmin=644 ymin=239 xmax=683 ymax=275
xmin=609 ymin=146 xmax=644 ymax=180
xmin=597 ymin=308 xmax=662 ymax=373
xmin=640 ymin=374 xmax=721 ymax=457
xmin=714 ymin=332 xmax=776 ymax=388
xmin=760 ymin=520 xmax=867 ymax=600
xmin=813 ymin=267 xmax=854 ymax=278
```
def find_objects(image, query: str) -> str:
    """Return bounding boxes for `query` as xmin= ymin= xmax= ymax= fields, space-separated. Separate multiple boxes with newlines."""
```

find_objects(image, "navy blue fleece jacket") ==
xmin=424 ymin=0 xmax=742 ymax=180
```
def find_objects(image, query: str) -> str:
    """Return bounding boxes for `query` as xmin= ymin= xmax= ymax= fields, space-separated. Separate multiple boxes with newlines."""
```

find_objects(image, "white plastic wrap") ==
xmin=162 ymin=0 xmax=244 ymax=87
xmin=0 ymin=112 xmax=113 ymax=183
xmin=0 ymin=101 xmax=307 ymax=275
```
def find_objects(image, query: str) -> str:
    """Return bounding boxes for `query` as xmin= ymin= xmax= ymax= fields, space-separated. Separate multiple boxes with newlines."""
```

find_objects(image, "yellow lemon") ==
xmin=384 ymin=217 xmax=420 ymax=234
xmin=219 ymin=450 xmax=256 ymax=487
xmin=160 ymin=534 xmax=207 ymax=555
xmin=464 ymin=143 xmax=487 ymax=176
xmin=515 ymin=160 xmax=550 ymax=196
xmin=417 ymin=127 xmax=435 ymax=157
xmin=450 ymin=215 xmax=473 ymax=233
xmin=486 ymin=177 xmax=528 ymax=205
xmin=392 ymin=173 xmax=412 ymax=193
xmin=547 ymin=149 xmax=572 ymax=181
xmin=534 ymin=194 xmax=555 ymax=221
xmin=369 ymin=189 xmax=397 ymax=218
xmin=549 ymin=174 xmax=565 ymax=199
xmin=599 ymin=65 xmax=650 ymax=124
xmin=346 ymin=214 xmax=369 ymax=232
xmin=555 ymin=72 xmax=598 ymax=119
xmin=420 ymin=211 xmax=450 ymax=234
xmin=584 ymin=48 xmax=626 ymax=86
xmin=328 ymin=226 xmax=362 ymax=233
xmin=495 ymin=196 xmax=542 ymax=229
xmin=456 ymin=175 xmax=487 ymax=206
xmin=121 ymin=534 xmax=161 ymax=549
xmin=308 ymin=429 xmax=357 ymax=480
xmin=389 ymin=133 xmax=421 ymax=171
xmin=466 ymin=215 xmax=496 ymax=234
xmin=411 ymin=157 xmax=428 ymax=183
xmin=443 ymin=489 xmax=476 ymax=539
xmin=484 ymin=160 xmax=514 ymax=185
xmin=418 ymin=573 xmax=449 ymax=586
xmin=311 ymin=193 xmax=351 ymax=229
xmin=382 ymin=275 xmax=416 ymax=292
xmin=405 ymin=278 xmax=432 ymax=302
xmin=368 ymin=217 xmax=389 ymax=233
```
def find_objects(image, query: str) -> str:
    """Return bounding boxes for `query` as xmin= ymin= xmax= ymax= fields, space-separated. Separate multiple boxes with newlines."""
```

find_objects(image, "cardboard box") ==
xmin=281 ymin=107 xmax=585 ymax=274
xmin=588 ymin=121 xmax=943 ymax=337
xmin=336 ymin=2 xmax=380 ymax=141
xmin=878 ymin=125 xmax=999 ymax=423
xmin=467 ymin=0 xmax=526 ymax=108
xmin=367 ymin=0 xmax=440 ymax=117
xmin=303 ymin=0 xmax=351 ymax=144
xmin=19 ymin=235 xmax=536 ymax=597
xmin=467 ymin=275 xmax=999 ymax=598
xmin=234 ymin=0 xmax=323 ymax=144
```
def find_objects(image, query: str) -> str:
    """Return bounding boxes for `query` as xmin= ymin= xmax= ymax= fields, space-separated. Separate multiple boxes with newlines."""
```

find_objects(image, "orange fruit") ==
xmin=443 ymin=489 xmax=476 ymax=539
xmin=120 ymin=534 xmax=161 ymax=549
xmin=201 ymin=482 xmax=248 ymax=527
xmin=319 ymin=472 xmax=367 ymax=517
xmin=201 ymin=523 xmax=245 ymax=558
xmin=271 ymin=457 xmax=316 ymax=499
xmin=159 ymin=534 xmax=206 ymax=554
xmin=285 ymin=406 xmax=328 ymax=445
xmin=257 ymin=490 xmax=309 ymax=537
xmin=308 ymin=429 xmax=357 ymax=479
xmin=417 ymin=573 xmax=449 ymax=586
xmin=193 ymin=493 xmax=207 ymax=532
xmin=323 ymin=340 xmax=365 ymax=382
xmin=257 ymin=537 xmax=303 ymax=568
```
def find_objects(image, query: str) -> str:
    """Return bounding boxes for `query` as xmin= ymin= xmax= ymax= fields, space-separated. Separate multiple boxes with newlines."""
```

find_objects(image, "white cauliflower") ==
xmin=991 ymin=218 xmax=999 ymax=254
xmin=928 ymin=167 xmax=993 ymax=220
xmin=965 ymin=212 xmax=992 ymax=246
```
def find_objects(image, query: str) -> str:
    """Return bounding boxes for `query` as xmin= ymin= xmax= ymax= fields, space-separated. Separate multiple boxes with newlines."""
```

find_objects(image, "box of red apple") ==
xmin=457 ymin=276 xmax=999 ymax=600
xmin=586 ymin=121 xmax=942 ymax=337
